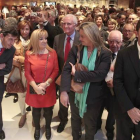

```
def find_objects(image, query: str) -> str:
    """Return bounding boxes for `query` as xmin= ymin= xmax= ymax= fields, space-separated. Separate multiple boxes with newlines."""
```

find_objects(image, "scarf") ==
xmin=75 ymin=46 xmax=97 ymax=118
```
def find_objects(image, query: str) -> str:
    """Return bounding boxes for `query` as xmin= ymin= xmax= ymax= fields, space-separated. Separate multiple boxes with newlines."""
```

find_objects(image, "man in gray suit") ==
xmin=53 ymin=14 xmax=80 ymax=133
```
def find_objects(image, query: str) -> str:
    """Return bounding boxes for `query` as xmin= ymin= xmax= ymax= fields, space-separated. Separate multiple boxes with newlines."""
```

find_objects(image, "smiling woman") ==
xmin=25 ymin=29 xmax=59 ymax=140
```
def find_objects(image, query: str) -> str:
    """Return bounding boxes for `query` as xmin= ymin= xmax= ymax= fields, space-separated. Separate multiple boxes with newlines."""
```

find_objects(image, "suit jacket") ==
xmin=60 ymin=45 xmax=111 ymax=104
xmin=44 ymin=22 xmax=63 ymax=48
xmin=113 ymin=41 xmax=140 ymax=119
xmin=0 ymin=46 xmax=15 ymax=95
xmin=53 ymin=31 xmax=80 ymax=74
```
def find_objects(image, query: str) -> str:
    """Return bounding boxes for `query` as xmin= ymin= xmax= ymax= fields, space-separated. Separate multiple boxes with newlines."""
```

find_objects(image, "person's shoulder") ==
xmin=55 ymin=33 xmax=65 ymax=39
xmin=25 ymin=50 xmax=32 ymax=56
xmin=102 ymin=46 xmax=111 ymax=54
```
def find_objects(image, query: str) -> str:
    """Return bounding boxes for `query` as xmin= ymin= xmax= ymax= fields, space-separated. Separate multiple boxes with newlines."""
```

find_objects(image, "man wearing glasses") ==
xmin=122 ymin=23 xmax=137 ymax=49
xmin=97 ymin=30 xmax=123 ymax=140
xmin=53 ymin=14 xmax=80 ymax=133
xmin=114 ymin=20 xmax=140 ymax=140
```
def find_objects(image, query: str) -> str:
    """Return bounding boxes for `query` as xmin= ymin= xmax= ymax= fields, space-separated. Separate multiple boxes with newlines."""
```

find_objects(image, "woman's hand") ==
xmin=34 ymin=86 xmax=46 ymax=95
xmin=60 ymin=91 xmax=69 ymax=108
xmin=38 ymin=82 xmax=49 ymax=89
xmin=14 ymin=56 xmax=19 ymax=62
xmin=0 ymin=63 xmax=6 ymax=69
xmin=69 ymin=62 xmax=76 ymax=76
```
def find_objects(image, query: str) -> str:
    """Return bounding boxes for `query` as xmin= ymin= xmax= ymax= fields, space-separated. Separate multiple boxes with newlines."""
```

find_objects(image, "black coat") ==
xmin=60 ymin=45 xmax=111 ymax=104
xmin=114 ymin=41 xmax=140 ymax=119
xmin=0 ymin=46 xmax=15 ymax=95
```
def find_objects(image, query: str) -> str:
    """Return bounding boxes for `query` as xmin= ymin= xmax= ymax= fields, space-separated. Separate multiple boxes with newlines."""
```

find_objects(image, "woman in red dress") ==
xmin=25 ymin=29 xmax=59 ymax=140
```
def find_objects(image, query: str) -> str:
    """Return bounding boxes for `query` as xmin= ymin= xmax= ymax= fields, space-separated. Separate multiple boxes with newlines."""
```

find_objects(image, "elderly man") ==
xmin=0 ymin=25 xmax=18 ymax=139
xmin=53 ymin=14 xmax=80 ymax=133
xmin=127 ymin=14 xmax=138 ymax=24
xmin=122 ymin=23 xmax=137 ymax=49
xmin=114 ymin=20 xmax=140 ymax=140
xmin=97 ymin=30 xmax=123 ymax=140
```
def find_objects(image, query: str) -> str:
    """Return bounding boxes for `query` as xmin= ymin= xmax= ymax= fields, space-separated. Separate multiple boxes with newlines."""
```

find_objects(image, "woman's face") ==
xmin=95 ymin=17 xmax=103 ymax=26
xmin=108 ymin=22 xmax=116 ymax=31
xmin=79 ymin=29 xmax=92 ymax=47
xmin=38 ymin=35 xmax=47 ymax=50
xmin=20 ymin=24 xmax=30 ymax=39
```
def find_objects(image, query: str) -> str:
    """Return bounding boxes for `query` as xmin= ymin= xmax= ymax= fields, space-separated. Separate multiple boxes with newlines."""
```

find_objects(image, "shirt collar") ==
xmin=66 ymin=31 xmax=75 ymax=41
xmin=0 ymin=40 xmax=3 ymax=49
xmin=137 ymin=42 xmax=140 ymax=53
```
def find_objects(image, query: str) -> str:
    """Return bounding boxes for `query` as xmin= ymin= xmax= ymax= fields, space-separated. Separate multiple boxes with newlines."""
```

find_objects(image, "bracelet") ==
xmin=46 ymin=81 xmax=50 ymax=87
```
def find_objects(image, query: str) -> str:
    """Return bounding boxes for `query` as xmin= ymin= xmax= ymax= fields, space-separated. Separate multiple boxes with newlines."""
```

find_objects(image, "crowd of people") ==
xmin=0 ymin=3 xmax=140 ymax=140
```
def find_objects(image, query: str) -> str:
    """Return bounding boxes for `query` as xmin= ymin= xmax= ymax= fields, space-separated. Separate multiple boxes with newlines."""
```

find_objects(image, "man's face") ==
xmin=136 ymin=7 xmax=140 ymax=14
xmin=123 ymin=24 xmax=134 ymax=40
xmin=1 ymin=34 xmax=17 ymax=49
xmin=62 ymin=16 xmax=76 ymax=36
xmin=120 ymin=15 xmax=126 ymax=25
xmin=128 ymin=14 xmax=137 ymax=23
xmin=108 ymin=32 xmax=122 ymax=53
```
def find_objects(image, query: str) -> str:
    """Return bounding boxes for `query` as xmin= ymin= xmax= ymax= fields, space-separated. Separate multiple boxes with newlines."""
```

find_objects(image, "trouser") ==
xmin=58 ymin=88 xmax=68 ymax=124
xmin=69 ymin=92 xmax=103 ymax=140
xmin=18 ymin=92 xmax=26 ymax=115
xmin=0 ymin=77 xmax=5 ymax=131
xmin=116 ymin=114 xmax=140 ymax=140
xmin=97 ymin=93 xmax=115 ymax=134
xmin=32 ymin=106 xmax=54 ymax=130
xmin=10 ymin=67 xmax=27 ymax=115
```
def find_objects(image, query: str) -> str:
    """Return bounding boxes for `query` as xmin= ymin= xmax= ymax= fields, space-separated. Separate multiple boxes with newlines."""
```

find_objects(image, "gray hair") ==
xmin=63 ymin=14 xmax=78 ymax=25
xmin=122 ymin=23 xmax=135 ymax=31
xmin=5 ymin=17 xmax=17 ymax=26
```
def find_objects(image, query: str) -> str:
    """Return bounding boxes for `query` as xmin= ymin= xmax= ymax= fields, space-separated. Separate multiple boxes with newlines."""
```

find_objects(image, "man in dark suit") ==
xmin=53 ymin=14 xmax=80 ymax=133
xmin=114 ymin=20 xmax=140 ymax=140
xmin=0 ymin=25 xmax=18 ymax=139
xmin=97 ymin=30 xmax=123 ymax=140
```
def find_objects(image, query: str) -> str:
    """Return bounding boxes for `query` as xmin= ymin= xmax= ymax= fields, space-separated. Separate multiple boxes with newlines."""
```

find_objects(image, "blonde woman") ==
xmin=25 ymin=29 xmax=59 ymax=140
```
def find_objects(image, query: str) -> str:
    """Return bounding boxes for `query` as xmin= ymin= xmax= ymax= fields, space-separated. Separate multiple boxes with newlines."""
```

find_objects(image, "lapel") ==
xmin=59 ymin=33 xmax=66 ymax=60
xmin=128 ymin=44 xmax=140 ymax=78
xmin=73 ymin=31 xmax=80 ymax=47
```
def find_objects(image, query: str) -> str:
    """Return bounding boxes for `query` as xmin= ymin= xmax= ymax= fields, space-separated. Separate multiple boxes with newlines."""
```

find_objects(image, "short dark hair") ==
xmin=136 ymin=20 xmax=140 ymax=32
xmin=1 ymin=25 xmax=18 ymax=37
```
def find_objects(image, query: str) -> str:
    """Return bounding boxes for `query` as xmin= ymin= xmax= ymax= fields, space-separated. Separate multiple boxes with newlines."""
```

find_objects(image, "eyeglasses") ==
xmin=62 ymin=22 xmax=75 ymax=26
xmin=123 ymin=30 xmax=133 ymax=33
xmin=108 ymin=40 xmax=122 ymax=45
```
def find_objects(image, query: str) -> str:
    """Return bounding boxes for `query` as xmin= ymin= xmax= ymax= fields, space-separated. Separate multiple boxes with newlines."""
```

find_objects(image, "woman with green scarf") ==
xmin=60 ymin=22 xmax=111 ymax=140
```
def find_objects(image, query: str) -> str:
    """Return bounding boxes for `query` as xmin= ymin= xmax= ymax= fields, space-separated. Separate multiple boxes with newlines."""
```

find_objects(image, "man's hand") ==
xmin=60 ymin=91 xmax=69 ymax=108
xmin=0 ymin=63 xmax=6 ymax=69
xmin=127 ymin=107 xmax=140 ymax=125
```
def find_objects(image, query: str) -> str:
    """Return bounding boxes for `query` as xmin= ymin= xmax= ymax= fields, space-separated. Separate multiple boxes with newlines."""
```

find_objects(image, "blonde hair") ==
xmin=107 ymin=18 xmax=118 ymax=29
xmin=79 ymin=22 xmax=105 ymax=50
xmin=28 ymin=29 xmax=53 ymax=54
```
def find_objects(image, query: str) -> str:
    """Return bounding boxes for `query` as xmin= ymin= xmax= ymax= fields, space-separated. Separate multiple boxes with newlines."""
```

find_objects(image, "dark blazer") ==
xmin=60 ymin=45 xmax=111 ymax=104
xmin=113 ymin=41 xmax=140 ymax=119
xmin=53 ymin=31 xmax=80 ymax=74
xmin=44 ymin=22 xmax=63 ymax=48
xmin=0 ymin=46 xmax=15 ymax=95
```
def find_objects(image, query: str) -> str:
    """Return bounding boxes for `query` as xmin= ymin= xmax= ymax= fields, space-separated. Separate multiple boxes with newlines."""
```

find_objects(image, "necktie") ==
xmin=0 ymin=48 xmax=5 ymax=56
xmin=112 ymin=53 xmax=116 ymax=61
xmin=64 ymin=36 xmax=71 ymax=62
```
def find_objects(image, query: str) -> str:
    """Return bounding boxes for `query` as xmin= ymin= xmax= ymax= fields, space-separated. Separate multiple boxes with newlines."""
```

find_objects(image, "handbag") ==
xmin=29 ymin=54 xmax=49 ymax=94
xmin=56 ymin=46 xmax=88 ymax=93
xmin=6 ymin=66 xmax=25 ymax=93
